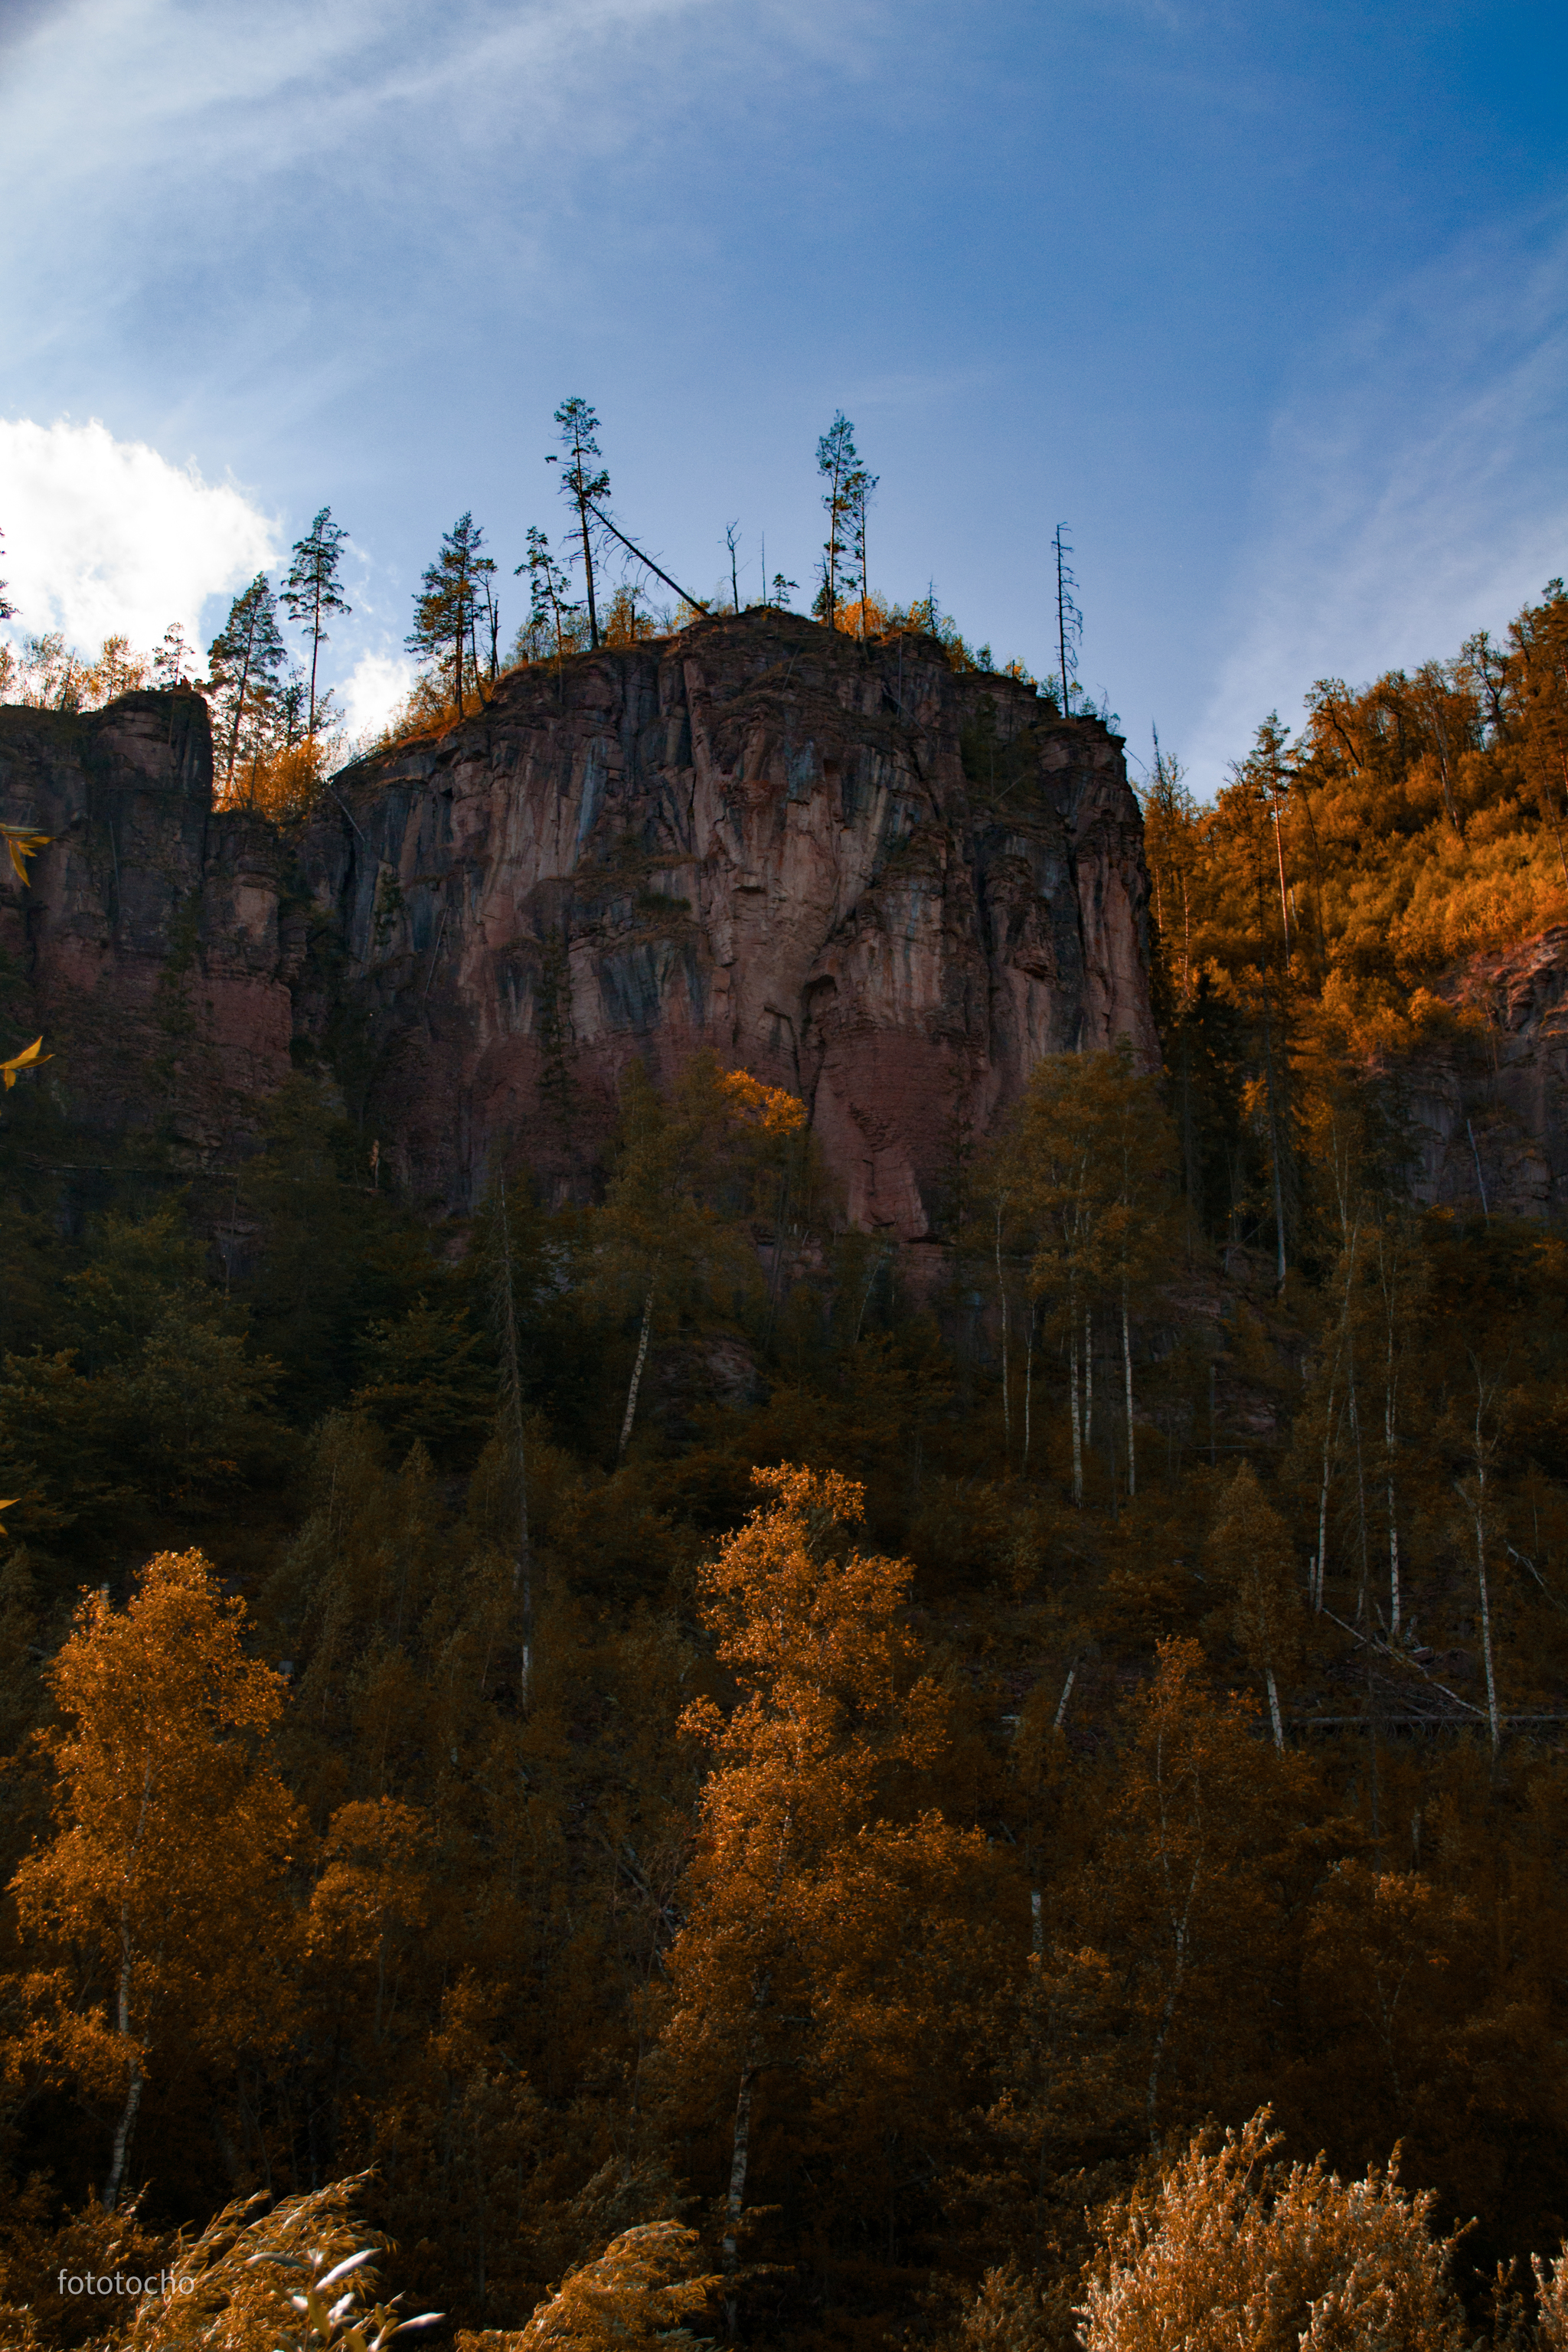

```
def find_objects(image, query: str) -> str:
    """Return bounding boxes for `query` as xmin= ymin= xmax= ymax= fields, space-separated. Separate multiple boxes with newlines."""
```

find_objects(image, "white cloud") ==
xmin=0 ymin=416 xmax=276 ymax=655
xmin=341 ymin=649 xmax=416 ymax=745
xmin=1188 ymin=211 xmax=1568 ymax=795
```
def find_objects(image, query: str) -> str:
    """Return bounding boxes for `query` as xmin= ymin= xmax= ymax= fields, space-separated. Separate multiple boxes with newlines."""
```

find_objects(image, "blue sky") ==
xmin=2 ymin=0 xmax=1564 ymax=790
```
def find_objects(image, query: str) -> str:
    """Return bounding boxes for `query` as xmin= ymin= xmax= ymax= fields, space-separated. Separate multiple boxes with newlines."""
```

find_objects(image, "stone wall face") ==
xmin=293 ymin=612 xmax=1157 ymax=1230
xmin=0 ymin=691 xmax=297 ymax=1158
xmin=1397 ymin=926 xmax=1568 ymax=1221
xmin=0 ymin=617 xmax=1156 ymax=1228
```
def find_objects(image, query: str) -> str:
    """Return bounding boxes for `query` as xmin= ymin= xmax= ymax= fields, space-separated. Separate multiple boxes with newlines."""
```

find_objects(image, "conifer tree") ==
xmin=549 ymin=399 xmax=609 ymax=651
xmin=515 ymin=527 xmax=579 ymax=670
xmin=407 ymin=513 xmax=491 ymax=720
xmin=283 ymin=506 xmax=351 ymax=737
xmin=813 ymin=412 xmax=865 ymax=629
xmin=208 ymin=573 xmax=288 ymax=792
xmin=152 ymin=621 xmax=194 ymax=687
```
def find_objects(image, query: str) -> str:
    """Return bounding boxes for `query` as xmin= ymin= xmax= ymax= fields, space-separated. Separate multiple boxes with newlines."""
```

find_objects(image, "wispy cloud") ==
xmin=1188 ymin=207 xmax=1568 ymax=794
xmin=341 ymin=648 xmax=416 ymax=746
xmin=0 ymin=416 xmax=276 ymax=651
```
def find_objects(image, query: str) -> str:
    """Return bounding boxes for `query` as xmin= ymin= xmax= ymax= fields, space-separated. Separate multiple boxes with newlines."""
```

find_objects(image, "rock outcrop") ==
xmin=0 ymin=616 xmax=1157 ymax=1233
xmin=1399 ymin=926 xmax=1568 ymax=1220
xmin=0 ymin=691 xmax=297 ymax=1158
xmin=296 ymin=612 xmax=1156 ymax=1232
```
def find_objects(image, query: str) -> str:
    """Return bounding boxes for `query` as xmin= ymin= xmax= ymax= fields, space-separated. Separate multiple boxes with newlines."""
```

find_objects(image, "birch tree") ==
xmin=9 ymin=1550 xmax=300 ymax=2209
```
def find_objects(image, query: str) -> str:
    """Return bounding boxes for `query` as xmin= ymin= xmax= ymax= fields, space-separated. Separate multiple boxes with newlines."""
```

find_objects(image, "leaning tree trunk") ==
xmin=617 ymin=1282 xmax=655 ymax=1463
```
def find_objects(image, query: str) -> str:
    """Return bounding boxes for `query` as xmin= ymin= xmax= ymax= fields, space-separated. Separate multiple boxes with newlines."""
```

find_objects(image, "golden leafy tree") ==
xmin=1076 ymin=2108 xmax=1467 ymax=2352
xmin=456 ymin=2220 xmax=718 ymax=2352
xmin=9 ymin=1550 xmax=301 ymax=2209
xmin=659 ymin=1464 xmax=983 ymax=2315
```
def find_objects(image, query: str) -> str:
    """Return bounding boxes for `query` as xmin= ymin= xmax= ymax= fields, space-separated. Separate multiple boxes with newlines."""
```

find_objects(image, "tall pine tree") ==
xmin=207 ymin=573 xmax=287 ymax=793
xmin=282 ymin=506 xmax=351 ymax=737
xmin=407 ymin=512 xmax=492 ymax=719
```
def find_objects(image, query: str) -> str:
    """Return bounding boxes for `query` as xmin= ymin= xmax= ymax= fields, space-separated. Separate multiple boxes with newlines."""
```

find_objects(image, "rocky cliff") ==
xmin=0 ymin=613 xmax=1157 ymax=1233
xmin=0 ymin=690 xmax=297 ymax=1158
xmin=1401 ymin=926 xmax=1568 ymax=1220
xmin=297 ymin=612 xmax=1155 ymax=1232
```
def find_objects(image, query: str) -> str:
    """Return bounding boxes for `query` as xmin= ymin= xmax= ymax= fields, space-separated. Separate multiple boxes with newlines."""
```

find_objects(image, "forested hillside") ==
xmin=2 ymin=586 xmax=1568 ymax=2350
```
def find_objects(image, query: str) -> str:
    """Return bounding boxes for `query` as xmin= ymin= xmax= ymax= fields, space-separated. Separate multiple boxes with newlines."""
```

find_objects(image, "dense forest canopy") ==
xmin=2 ymin=582 xmax=1568 ymax=2350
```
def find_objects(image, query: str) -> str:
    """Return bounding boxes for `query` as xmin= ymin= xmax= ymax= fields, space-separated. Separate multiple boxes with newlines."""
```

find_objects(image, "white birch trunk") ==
xmin=1472 ymin=1434 xmax=1501 ymax=1759
xmin=1315 ymin=1374 xmax=1336 ymax=1613
xmin=1022 ymin=1306 xmax=1035 ymax=1473
xmin=1068 ymin=1328 xmax=1083 ymax=1508
xmin=103 ymin=1927 xmax=141 ymax=2213
xmin=1265 ymin=1664 xmax=1284 ymax=1754
xmin=1122 ymin=1282 xmax=1135 ymax=1499
xmin=617 ymin=1281 xmax=655 ymax=1462
xmin=1054 ymin=1659 xmax=1077 ymax=1730
xmin=1083 ymin=1305 xmax=1094 ymax=1452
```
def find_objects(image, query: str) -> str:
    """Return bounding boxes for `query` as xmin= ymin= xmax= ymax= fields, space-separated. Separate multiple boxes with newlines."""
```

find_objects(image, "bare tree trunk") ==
xmin=1472 ymin=1393 xmax=1501 ymax=1759
xmin=494 ymin=1174 xmax=534 ymax=1708
xmin=1068 ymin=1325 xmax=1083 ymax=1508
xmin=1122 ymin=1282 xmax=1136 ymax=1500
xmin=578 ymin=495 xmax=599 ymax=649
xmin=722 ymin=2050 xmax=757 ymax=2335
xmin=1265 ymin=1664 xmax=1284 ymax=1754
xmin=1260 ymin=986 xmax=1289 ymax=1291
xmin=1030 ymin=1888 xmax=1044 ymax=1957
xmin=1315 ymin=1380 xmax=1336 ymax=1614
xmin=1382 ymin=1243 xmax=1403 ymax=1638
xmin=995 ymin=1196 xmax=1011 ymax=1459
xmin=617 ymin=1282 xmax=655 ymax=1462
xmin=1054 ymin=1658 xmax=1077 ymax=1730
xmin=1083 ymin=1305 xmax=1094 ymax=1453
xmin=1022 ymin=1304 xmax=1035 ymax=1473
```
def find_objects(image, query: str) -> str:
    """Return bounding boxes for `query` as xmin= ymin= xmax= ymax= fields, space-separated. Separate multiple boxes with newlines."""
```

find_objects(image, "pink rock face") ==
xmin=0 ymin=619 xmax=1158 ymax=1226
xmin=0 ymin=692 xmax=297 ymax=1158
xmin=298 ymin=612 xmax=1158 ymax=1231
xmin=1398 ymin=925 xmax=1568 ymax=1220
